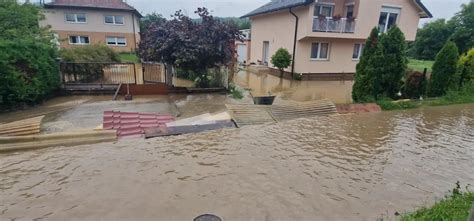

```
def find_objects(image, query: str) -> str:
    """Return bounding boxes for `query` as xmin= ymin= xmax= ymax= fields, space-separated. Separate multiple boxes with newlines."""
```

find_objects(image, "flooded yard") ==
xmin=234 ymin=71 xmax=354 ymax=104
xmin=1 ymin=103 xmax=473 ymax=220
xmin=0 ymin=94 xmax=237 ymax=134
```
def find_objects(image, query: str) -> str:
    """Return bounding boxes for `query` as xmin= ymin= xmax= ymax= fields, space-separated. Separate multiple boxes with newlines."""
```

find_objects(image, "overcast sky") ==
xmin=124 ymin=0 xmax=470 ymax=23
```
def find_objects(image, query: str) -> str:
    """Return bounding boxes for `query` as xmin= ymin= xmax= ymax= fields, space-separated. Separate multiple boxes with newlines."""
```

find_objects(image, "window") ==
xmin=65 ymin=13 xmax=86 ymax=23
xmin=105 ymin=15 xmax=125 ymax=25
xmin=106 ymin=37 xmax=127 ymax=46
xmin=310 ymin=42 xmax=330 ymax=60
xmin=69 ymin=36 xmax=89 ymax=45
xmin=314 ymin=4 xmax=334 ymax=17
xmin=345 ymin=5 xmax=355 ymax=18
xmin=352 ymin=43 xmax=365 ymax=60
xmin=378 ymin=6 xmax=400 ymax=33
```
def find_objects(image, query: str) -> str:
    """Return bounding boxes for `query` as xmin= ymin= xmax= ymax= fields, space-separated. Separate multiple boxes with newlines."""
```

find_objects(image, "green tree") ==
xmin=352 ymin=27 xmax=379 ymax=102
xmin=0 ymin=1 xmax=59 ymax=109
xmin=457 ymin=48 xmax=474 ymax=88
xmin=140 ymin=12 xmax=166 ymax=31
xmin=451 ymin=1 xmax=474 ymax=54
xmin=270 ymin=48 xmax=292 ymax=77
xmin=428 ymin=41 xmax=460 ymax=97
xmin=377 ymin=27 xmax=408 ymax=99
xmin=0 ymin=0 xmax=50 ymax=42
xmin=410 ymin=19 xmax=454 ymax=60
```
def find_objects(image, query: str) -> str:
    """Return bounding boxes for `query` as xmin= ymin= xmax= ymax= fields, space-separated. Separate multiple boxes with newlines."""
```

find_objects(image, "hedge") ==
xmin=0 ymin=39 xmax=60 ymax=109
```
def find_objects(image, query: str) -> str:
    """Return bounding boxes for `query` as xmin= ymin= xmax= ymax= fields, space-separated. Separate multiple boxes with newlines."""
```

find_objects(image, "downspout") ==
xmin=132 ymin=13 xmax=138 ymax=52
xmin=289 ymin=7 xmax=299 ymax=77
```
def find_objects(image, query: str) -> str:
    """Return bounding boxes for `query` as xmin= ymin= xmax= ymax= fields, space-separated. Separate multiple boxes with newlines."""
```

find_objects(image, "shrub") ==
xmin=428 ymin=41 xmax=459 ymax=97
xmin=402 ymin=71 xmax=427 ymax=99
xmin=457 ymin=48 xmax=474 ymax=88
xmin=292 ymin=73 xmax=303 ymax=81
xmin=59 ymin=44 xmax=121 ymax=62
xmin=0 ymin=39 xmax=60 ymax=109
xmin=0 ymin=1 xmax=60 ymax=110
xmin=271 ymin=48 xmax=292 ymax=77
xmin=228 ymin=83 xmax=244 ymax=99
xmin=353 ymin=27 xmax=379 ymax=102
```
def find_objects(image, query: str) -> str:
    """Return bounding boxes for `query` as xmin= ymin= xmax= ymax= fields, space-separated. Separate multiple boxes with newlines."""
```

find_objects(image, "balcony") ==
xmin=312 ymin=17 xmax=356 ymax=33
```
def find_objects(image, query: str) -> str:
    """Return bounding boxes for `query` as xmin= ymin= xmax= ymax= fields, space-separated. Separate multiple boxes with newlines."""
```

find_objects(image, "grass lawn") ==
xmin=119 ymin=53 xmax=139 ymax=63
xmin=408 ymin=59 xmax=434 ymax=73
xmin=401 ymin=186 xmax=474 ymax=221
xmin=377 ymin=84 xmax=474 ymax=111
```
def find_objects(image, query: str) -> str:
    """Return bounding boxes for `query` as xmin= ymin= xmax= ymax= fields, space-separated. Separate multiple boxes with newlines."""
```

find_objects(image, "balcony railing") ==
xmin=312 ymin=17 xmax=356 ymax=33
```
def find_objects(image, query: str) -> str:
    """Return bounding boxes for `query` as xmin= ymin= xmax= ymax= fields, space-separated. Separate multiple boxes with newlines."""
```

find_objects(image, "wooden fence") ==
xmin=60 ymin=62 xmax=166 ymax=85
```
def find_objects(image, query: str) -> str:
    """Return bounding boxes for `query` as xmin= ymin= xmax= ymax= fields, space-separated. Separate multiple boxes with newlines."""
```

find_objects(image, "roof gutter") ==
xmin=289 ymin=7 xmax=299 ymax=77
xmin=44 ymin=4 xmax=143 ymax=18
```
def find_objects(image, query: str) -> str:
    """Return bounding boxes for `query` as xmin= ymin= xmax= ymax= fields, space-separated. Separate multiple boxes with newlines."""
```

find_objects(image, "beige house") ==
xmin=40 ymin=0 xmax=142 ymax=52
xmin=242 ymin=0 xmax=432 ymax=76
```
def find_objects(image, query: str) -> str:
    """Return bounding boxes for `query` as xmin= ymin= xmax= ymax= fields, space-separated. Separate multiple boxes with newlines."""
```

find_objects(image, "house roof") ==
xmin=44 ymin=0 xmax=143 ymax=17
xmin=241 ymin=0 xmax=311 ymax=18
xmin=414 ymin=0 xmax=433 ymax=18
xmin=241 ymin=0 xmax=432 ymax=18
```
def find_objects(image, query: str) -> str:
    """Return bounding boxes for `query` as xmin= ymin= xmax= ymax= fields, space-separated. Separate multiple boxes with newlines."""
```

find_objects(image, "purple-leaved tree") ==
xmin=139 ymin=8 xmax=242 ymax=81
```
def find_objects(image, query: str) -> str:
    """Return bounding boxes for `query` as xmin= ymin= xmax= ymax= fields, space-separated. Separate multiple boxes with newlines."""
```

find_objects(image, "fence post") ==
xmin=165 ymin=63 xmax=173 ymax=87
xmin=133 ymin=63 xmax=137 ymax=84
xmin=142 ymin=63 xmax=146 ymax=84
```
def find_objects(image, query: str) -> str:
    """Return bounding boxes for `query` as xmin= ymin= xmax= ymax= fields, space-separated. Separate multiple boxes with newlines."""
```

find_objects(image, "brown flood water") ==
xmin=1 ymin=104 xmax=473 ymax=220
xmin=234 ymin=71 xmax=354 ymax=104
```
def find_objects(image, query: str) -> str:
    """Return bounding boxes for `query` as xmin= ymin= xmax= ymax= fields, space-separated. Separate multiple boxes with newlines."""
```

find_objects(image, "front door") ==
xmin=237 ymin=43 xmax=248 ymax=64
xmin=262 ymin=41 xmax=270 ymax=66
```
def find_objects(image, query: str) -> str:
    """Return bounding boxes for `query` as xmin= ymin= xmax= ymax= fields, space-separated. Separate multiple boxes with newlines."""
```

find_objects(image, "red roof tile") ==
xmin=103 ymin=111 xmax=175 ymax=139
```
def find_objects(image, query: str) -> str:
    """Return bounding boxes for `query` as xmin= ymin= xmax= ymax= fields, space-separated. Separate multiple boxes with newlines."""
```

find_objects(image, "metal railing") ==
xmin=312 ymin=17 xmax=356 ymax=33
xmin=60 ymin=62 xmax=137 ymax=85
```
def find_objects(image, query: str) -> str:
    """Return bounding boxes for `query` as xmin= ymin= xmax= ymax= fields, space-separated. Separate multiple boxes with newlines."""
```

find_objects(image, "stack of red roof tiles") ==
xmin=103 ymin=111 xmax=175 ymax=138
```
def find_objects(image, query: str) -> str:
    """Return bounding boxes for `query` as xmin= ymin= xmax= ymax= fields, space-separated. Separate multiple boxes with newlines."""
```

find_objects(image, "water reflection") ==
xmin=1 ymin=104 xmax=473 ymax=220
xmin=234 ymin=71 xmax=354 ymax=104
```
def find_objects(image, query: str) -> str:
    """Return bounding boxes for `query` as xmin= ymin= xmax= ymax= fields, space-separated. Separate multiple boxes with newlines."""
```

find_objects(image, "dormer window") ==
xmin=65 ymin=13 xmax=86 ymax=23
xmin=105 ymin=15 xmax=125 ymax=25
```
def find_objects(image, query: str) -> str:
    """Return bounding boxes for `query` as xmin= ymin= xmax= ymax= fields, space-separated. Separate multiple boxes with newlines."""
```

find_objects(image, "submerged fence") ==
xmin=60 ymin=62 xmax=137 ymax=84
xmin=60 ymin=62 xmax=166 ymax=85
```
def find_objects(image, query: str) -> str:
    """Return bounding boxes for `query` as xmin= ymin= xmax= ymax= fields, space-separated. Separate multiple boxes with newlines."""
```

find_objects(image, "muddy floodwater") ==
xmin=1 ymin=104 xmax=473 ymax=220
xmin=234 ymin=71 xmax=354 ymax=104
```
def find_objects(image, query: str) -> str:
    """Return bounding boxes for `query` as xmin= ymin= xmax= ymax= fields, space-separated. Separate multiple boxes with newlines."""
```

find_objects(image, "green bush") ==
xmin=402 ymin=71 xmax=427 ymax=99
xmin=228 ymin=83 xmax=244 ymax=99
xmin=428 ymin=41 xmax=459 ymax=97
xmin=0 ymin=39 xmax=60 ymax=109
xmin=292 ymin=73 xmax=303 ymax=81
xmin=60 ymin=44 xmax=121 ymax=62
xmin=271 ymin=48 xmax=292 ymax=77
xmin=457 ymin=48 xmax=474 ymax=88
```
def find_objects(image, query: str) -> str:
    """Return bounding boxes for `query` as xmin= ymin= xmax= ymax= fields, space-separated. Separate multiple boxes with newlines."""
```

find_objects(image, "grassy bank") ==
xmin=408 ymin=59 xmax=434 ymax=73
xmin=401 ymin=183 xmax=474 ymax=221
xmin=119 ymin=53 xmax=139 ymax=63
xmin=377 ymin=84 xmax=474 ymax=111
